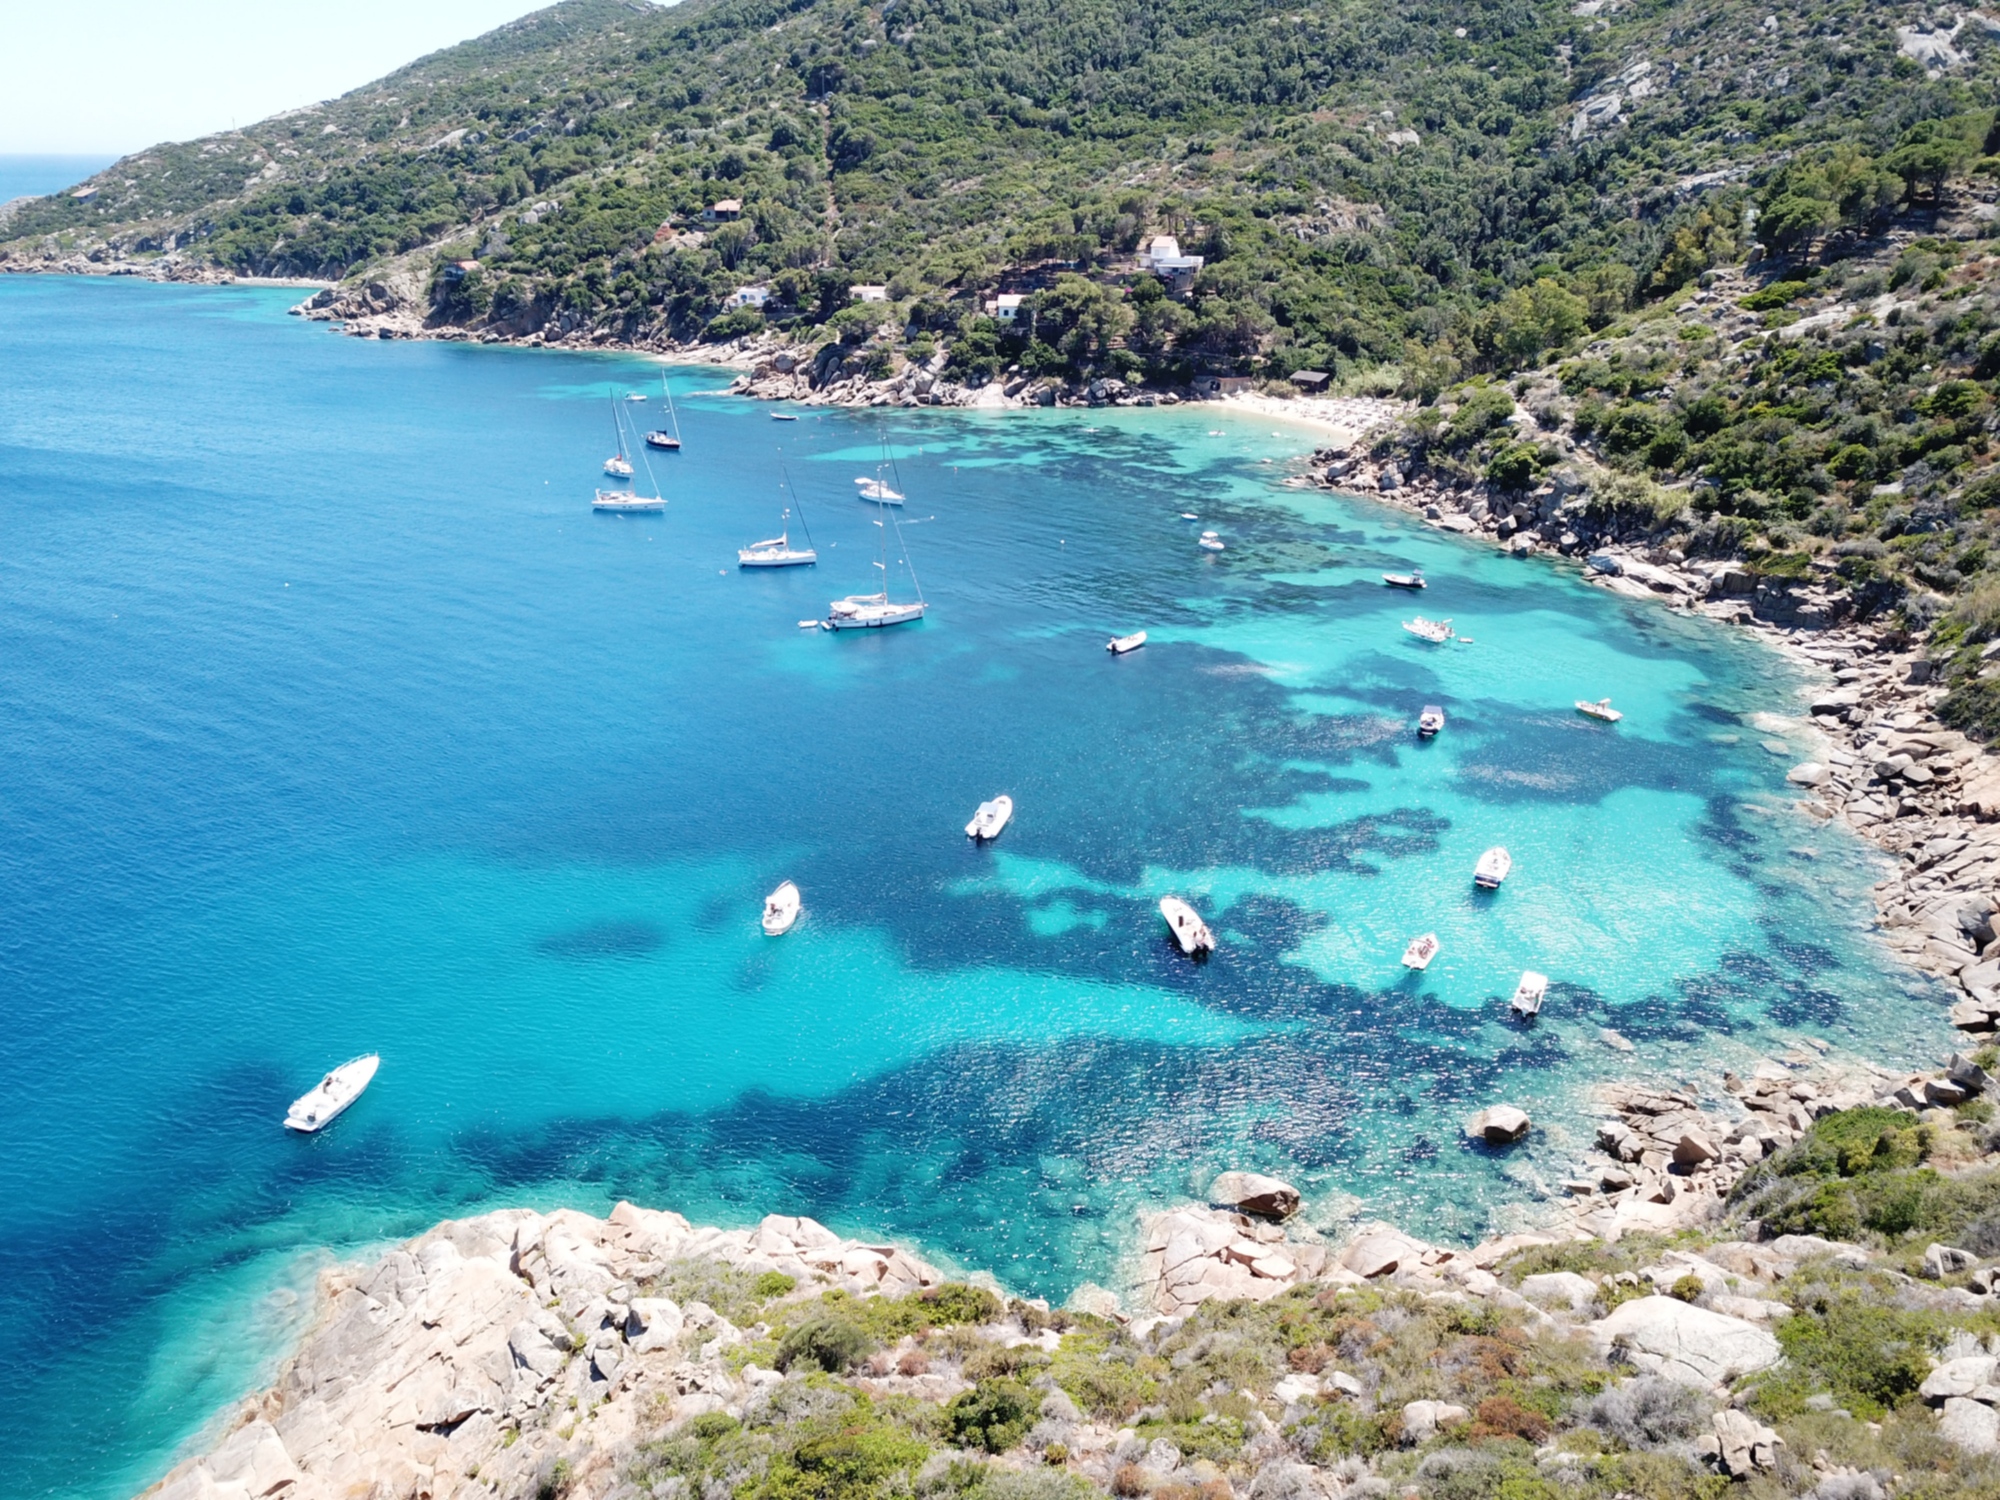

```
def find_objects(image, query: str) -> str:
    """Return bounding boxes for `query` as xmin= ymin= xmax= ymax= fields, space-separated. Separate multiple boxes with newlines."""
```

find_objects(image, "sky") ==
xmin=1 ymin=1 xmax=557 ymax=155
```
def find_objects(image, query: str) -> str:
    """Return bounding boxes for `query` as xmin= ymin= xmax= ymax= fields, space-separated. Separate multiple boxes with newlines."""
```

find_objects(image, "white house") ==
xmin=849 ymin=284 xmax=889 ymax=303
xmin=1139 ymin=234 xmax=1205 ymax=292
xmin=992 ymin=293 xmax=1025 ymax=323
xmin=725 ymin=286 xmax=769 ymax=309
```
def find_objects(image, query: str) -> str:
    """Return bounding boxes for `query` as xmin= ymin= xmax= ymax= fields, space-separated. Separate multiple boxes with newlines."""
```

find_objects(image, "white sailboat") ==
xmin=855 ymin=473 xmax=905 ymax=504
xmin=1509 ymin=970 xmax=1549 ymax=1018
xmin=645 ymin=369 xmax=683 ymax=450
xmin=762 ymin=880 xmax=801 ymax=935
xmin=965 ymin=794 xmax=1013 ymax=841
xmin=826 ymin=492 xmax=927 ymax=629
xmin=603 ymin=394 xmax=634 ymax=477
xmin=740 ymin=461 xmax=817 ymax=566
xmin=284 ymin=1054 xmax=379 ymax=1133
xmin=595 ymin=401 xmax=667 ymax=512
xmin=1473 ymin=846 xmax=1512 ymax=889
xmin=1160 ymin=896 xmax=1215 ymax=957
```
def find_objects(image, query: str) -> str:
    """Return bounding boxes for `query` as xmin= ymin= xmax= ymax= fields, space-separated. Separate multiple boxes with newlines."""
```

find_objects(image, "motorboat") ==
xmin=284 ymin=1054 xmax=379 ymax=1133
xmin=1383 ymin=570 xmax=1426 ymax=589
xmin=855 ymin=475 xmax=905 ymax=504
xmin=1180 ymin=512 xmax=1200 ymax=521
xmin=1198 ymin=531 xmax=1225 ymax=552
xmin=625 ymin=390 xmax=649 ymax=402
xmin=594 ymin=489 xmax=665 ymax=512
xmin=965 ymin=794 xmax=1014 ymax=841
xmin=762 ymin=880 xmax=801 ymax=936
xmin=739 ymin=532 xmax=817 ymax=567
xmin=1402 ymin=616 xmax=1453 ymax=643
xmin=1473 ymin=846 xmax=1512 ymax=889
xmin=1418 ymin=704 xmax=1445 ymax=737
xmin=773 ymin=413 xmax=800 ymax=422
xmin=1401 ymin=933 xmax=1440 ymax=970
xmin=1160 ymin=896 xmax=1215 ymax=957
xmin=1510 ymin=970 xmax=1549 ymax=1018
xmin=1576 ymin=698 xmax=1623 ymax=722
xmin=1108 ymin=631 xmax=1148 ymax=655
xmin=827 ymin=593 xmax=927 ymax=628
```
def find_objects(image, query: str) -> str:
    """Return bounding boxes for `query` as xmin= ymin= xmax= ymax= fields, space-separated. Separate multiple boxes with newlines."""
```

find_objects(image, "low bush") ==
xmin=948 ymin=1379 xmax=1040 ymax=1453
xmin=777 ymin=1316 xmax=877 ymax=1374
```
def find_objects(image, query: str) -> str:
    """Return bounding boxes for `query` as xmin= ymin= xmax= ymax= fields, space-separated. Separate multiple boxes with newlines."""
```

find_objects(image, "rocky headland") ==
xmin=144 ymin=1032 xmax=2000 ymax=1500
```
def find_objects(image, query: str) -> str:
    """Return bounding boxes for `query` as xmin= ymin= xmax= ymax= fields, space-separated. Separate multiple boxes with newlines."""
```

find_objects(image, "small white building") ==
xmin=726 ymin=285 xmax=769 ymax=309
xmin=990 ymin=293 xmax=1026 ymax=323
xmin=1139 ymin=234 xmax=1205 ymax=292
xmin=849 ymin=284 xmax=889 ymax=303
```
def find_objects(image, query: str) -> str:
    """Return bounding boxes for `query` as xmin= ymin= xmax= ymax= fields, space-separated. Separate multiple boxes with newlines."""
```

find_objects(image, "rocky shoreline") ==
xmin=1312 ymin=445 xmax=2000 ymax=1049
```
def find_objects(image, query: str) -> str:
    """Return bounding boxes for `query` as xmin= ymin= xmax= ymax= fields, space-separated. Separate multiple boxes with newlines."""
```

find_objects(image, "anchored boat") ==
xmin=762 ymin=880 xmax=801 ymax=936
xmin=1198 ymin=531 xmax=1226 ymax=552
xmin=1576 ymin=698 xmax=1623 ymax=722
xmin=593 ymin=489 xmax=664 ymax=512
xmin=1383 ymin=569 xmax=1426 ymax=589
xmin=1160 ymin=896 xmax=1215 ymax=957
xmin=1418 ymin=704 xmax=1445 ymax=737
xmin=1401 ymin=933 xmax=1440 ymax=970
xmin=965 ymin=794 xmax=1014 ymax=841
xmin=1510 ymin=970 xmax=1549 ymax=1019
xmin=1473 ymin=846 xmax=1512 ymax=889
xmin=645 ymin=370 xmax=683 ymax=450
xmin=1403 ymin=616 xmax=1453 ymax=643
xmin=284 ymin=1054 xmax=380 ymax=1133
xmin=1108 ymin=631 xmax=1148 ymax=655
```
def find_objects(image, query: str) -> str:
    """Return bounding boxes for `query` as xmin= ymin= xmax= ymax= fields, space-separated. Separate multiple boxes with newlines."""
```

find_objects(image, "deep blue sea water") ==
xmin=0 ymin=274 xmax=1957 ymax=1498
xmin=0 ymin=154 xmax=119 ymax=203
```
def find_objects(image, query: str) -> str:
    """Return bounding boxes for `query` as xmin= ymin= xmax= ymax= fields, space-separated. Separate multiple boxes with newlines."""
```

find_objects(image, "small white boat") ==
xmin=284 ymin=1054 xmax=379 ymax=1133
xmin=773 ymin=413 xmax=800 ymax=422
xmin=594 ymin=489 xmax=664 ymax=512
xmin=739 ymin=532 xmax=817 ymax=567
xmin=625 ymin=391 xmax=649 ymax=402
xmin=1160 ymin=896 xmax=1215 ymax=957
xmin=1473 ymin=846 xmax=1512 ymax=889
xmin=1108 ymin=631 xmax=1148 ymax=655
xmin=855 ymin=476 xmax=905 ymax=504
xmin=1403 ymin=616 xmax=1453 ymax=643
xmin=1418 ymin=704 xmax=1445 ymax=737
xmin=1198 ymin=531 xmax=1225 ymax=552
xmin=1577 ymin=698 xmax=1623 ymax=723
xmin=1510 ymin=970 xmax=1549 ymax=1018
xmin=762 ymin=880 xmax=801 ymax=936
xmin=1401 ymin=933 xmax=1440 ymax=970
xmin=1383 ymin=570 xmax=1426 ymax=590
xmin=1180 ymin=512 xmax=1200 ymax=520
xmin=827 ymin=592 xmax=927 ymax=629
xmin=965 ymin=794 xmax=1014 ymax=840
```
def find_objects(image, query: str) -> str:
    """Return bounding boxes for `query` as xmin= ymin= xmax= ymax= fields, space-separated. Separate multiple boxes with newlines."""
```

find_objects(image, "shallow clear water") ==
xmin=0 ymin=275 xmax=1954 ymax=1498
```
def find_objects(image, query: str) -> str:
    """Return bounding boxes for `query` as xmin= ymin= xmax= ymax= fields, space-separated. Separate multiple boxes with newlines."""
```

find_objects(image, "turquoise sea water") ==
xmin=0 ymin=154 xmax=118 ymax=203
xmin=0 ymin=274 xmax=1957 ymax=1499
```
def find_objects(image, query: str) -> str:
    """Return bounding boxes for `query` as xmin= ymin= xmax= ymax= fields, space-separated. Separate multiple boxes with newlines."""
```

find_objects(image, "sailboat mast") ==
xmin=663 ymin=369 xmax=681 ymax=443
xmin=779 ymin=456 xmax=815 ymax=551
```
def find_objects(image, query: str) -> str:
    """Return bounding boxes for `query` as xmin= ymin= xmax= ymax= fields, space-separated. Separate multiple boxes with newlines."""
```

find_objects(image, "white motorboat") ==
xmin=1403 ymin=616 xmax=1453 ymax=643
xmin=740 ymin=532 xmax=817 ymax=567
xmin=1160 ymin=896 xmax=1215 ymax=957
xmin=855 ymin=475 xmax=905 ymax=504
xmin=773 ymin=413 xmax=800 ymax=422
xmin=594 ymin=489 xmax=665 ymax=512
xmin=625 ymin=390 xmax=649 ymax=402
xmin=1418 ymin=704 xmax=1445 ymax=737
xmin=284 ymin=1054 xmax=379 ymax=1133
xmin=965 ymin=794 xmax=1014 ymax=841
xmin=1510 ymin=970 xmax=1549 ymax=1018
xmin=1401 ymin=933 xmax=1440 ymax=970
xmin=1383 ymin=570 xmax=1426 ymax=589
xmin=762 ymin=880 xmax=801 ymax=935
xmin=1107 ymin=631 xmax=1148 ymax=655
xmin=1198 ymin=531 xmax=1225 ymax=552
xmin=1577 ymin=698 xmax=1623 ymax=722
xmin=1473 ymin=846 xmax=1512 ymax=889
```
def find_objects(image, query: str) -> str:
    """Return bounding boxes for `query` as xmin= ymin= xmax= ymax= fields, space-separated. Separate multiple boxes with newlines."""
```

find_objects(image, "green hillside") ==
xmin=8 ymin=0 xmax=2000 ymax=387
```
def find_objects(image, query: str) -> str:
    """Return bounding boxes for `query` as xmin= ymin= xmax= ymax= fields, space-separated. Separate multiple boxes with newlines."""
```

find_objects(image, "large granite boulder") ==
xmin=1940 ymin=1396 xmax=2000 ymax=1453
xmin=1465 ymin=1105 xmax=1531 ymax=1144
xmin=1208 ymin=1171 xmax=1302 ymax=1219
xmin=1588 ymin=1296 xmax=1782 ymax=1387
xmin=1520 ymin=1271 xmax=1598 ymax=1311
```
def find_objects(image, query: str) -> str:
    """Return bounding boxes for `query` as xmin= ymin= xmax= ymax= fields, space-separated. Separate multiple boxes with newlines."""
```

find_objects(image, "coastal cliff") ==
xmin=145 ymin=1042 xmax=2000 ymax=1500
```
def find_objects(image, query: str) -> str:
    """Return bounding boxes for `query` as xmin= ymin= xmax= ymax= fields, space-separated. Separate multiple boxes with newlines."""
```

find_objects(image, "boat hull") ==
xmin=966 ymin=795 xmax=1014 ymax=840
xmin=762 ymin=881 xmax=801 ymax=936
xmin=284 ymin=1054 xmax=380 ymax=1133
xmin=594 ymin=494 xmax=665 ymax=513
xmin=1159 ymin=897 xmax=1215 ymax=957
xmin=739 ymin=549 xmax=816 ymax=567
xmin=645 ymin=434 xmax=681 ymax=450
xmin=1108 ymin=632 xmax=1148 ymax=654
xmin=826 ymin=602 xmax=926 ymax=629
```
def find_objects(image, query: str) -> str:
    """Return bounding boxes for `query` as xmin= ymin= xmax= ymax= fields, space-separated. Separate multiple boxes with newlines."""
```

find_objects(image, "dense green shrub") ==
xmin=947 ymin=1379 xmax=1039 ymax=1453
xmin=777 ymin=1316 xmax=877 ymax=1374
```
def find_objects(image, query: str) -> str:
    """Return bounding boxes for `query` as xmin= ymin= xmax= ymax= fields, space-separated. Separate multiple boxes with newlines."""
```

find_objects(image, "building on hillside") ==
xmin=726 ymin=286 xmax=770 ymax=309
xmin=704 ymin=199 xmax=742 ymax=222
xmin=850 ymin=284 xmax=889 ymax=303
xmin=1193 ymin=374 xmax=1253 ymax=399
xmin=984 ymin=293 xmax=1027 ymax=324
xmin=440 ymin=259 xmax=481 ymax=282
xmin=1139 ymin=234 xmax=1205 ymax=294
xmin=1289 ymin=370 xmax=1331 ymax=392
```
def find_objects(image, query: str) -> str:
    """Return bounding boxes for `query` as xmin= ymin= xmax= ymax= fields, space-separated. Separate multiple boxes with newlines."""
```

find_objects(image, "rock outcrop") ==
xmin=1587 ymin=1296 xmax=1784 ymax=1389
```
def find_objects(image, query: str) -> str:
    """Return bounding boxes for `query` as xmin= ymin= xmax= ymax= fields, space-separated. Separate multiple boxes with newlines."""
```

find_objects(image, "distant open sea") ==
xmin=0 ymin=274 xmax=1955 ymax=1499
xmin=0 ymin=154 xmax=118 ymax=203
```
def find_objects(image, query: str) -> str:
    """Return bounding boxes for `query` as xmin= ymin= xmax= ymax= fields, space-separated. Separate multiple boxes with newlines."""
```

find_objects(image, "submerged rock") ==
xmin=1207 ymin=1170 xmax=1302 ymax=1219
xmin=1466 ymin=1105 xmax=1532 ymax=1144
